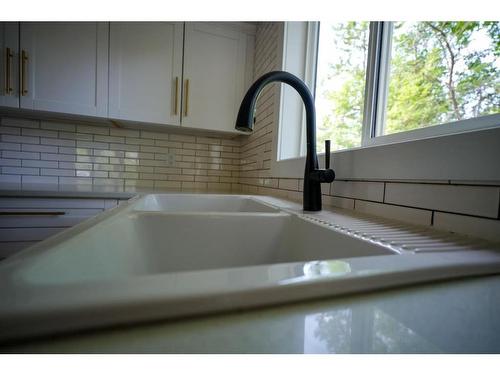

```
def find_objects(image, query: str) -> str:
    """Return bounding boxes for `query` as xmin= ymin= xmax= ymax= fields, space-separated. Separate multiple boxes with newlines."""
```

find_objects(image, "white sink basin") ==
xmin=1 ymin=193 xmax=499 ymax=344
xmin=133 ymin=193 xmax=279 ymax=213
xmin=20 ymin=211 xmax=393 ymax=285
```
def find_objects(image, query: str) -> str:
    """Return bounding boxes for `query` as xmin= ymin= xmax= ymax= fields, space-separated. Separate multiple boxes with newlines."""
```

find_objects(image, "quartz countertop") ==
xmin=3 ymin=274 xmax=500 ymax=353
xmin=0 ymin=183 xmax=238 ymax=199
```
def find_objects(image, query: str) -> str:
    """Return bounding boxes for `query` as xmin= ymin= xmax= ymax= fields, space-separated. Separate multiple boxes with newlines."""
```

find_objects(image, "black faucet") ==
xmin=235 ymin=70 xmax=335 ymax=211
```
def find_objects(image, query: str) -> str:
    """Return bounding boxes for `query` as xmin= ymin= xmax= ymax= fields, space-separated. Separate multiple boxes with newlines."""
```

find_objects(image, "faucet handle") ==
xmin=325 ymin=140 xmax=331 ymax=169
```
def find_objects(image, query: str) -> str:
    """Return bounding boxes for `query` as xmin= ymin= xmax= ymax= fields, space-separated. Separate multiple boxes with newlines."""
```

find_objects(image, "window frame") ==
xmin=269 ymin=21 xmax=500 ymax=182
xmin=361 ymin=21 xmax=500 ymax=147
xmin=275 ymin=21 xmax=500 ymax=162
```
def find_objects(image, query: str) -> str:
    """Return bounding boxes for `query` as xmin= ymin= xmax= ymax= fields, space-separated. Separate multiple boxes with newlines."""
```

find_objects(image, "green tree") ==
xmin=386 ymin=21 xmax=500 ymax=134
xmin=316 ymin=21 xmax=500 ymax=148
xmin=316 ymin=22 xmax=369 ymax=151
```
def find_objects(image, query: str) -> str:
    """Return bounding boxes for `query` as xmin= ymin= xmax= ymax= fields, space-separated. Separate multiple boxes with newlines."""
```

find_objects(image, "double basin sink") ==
xmin=1 ymin=193 xmax=500 ymax=343
xmin=20 ymin=194 xmax=392 ymax=285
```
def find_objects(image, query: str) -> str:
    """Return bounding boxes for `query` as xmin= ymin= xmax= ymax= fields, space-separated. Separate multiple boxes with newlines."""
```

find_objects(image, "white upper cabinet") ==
xmin=182 ymin=23 xmax=254 ymax=133
xmin=108 ymin=22 xmax=183 ymax=125
xmin=0 ymin=22 xmax=19 ymax=108
xmin=0 ymin=22 xmax=255 ymax=134
xmin=19 ymin=22 xmax=109 ymax=117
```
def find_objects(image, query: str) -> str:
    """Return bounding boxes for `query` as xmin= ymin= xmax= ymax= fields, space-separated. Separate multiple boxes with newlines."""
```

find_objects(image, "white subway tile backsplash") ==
xmin=59 ymin=177 xmax=93 ymax=185
xmin=0 ymin=142 xmax=21 ymax=151
xmin=1 ymin=118 xmax=38 ymax=128
xmin=434 ymin=212 xmax=500 ymax=243
xmin=77 ymin=170 xmax=108 ymax=178
xmin=151 ymin=180 xmax=177 ymax=188
xmin=77 ymin=140 xmax=108 ymax=149
xmin=124 ymin=151 xmax=154 ymax=160
xmin=276 ymin=178 xmax=298 ymax=192
xmin=126 ymin=137 xmax=155 ymax=146
xmin=94 ymin=135 xmax=125 ymax=144
xmin=110 ymin=128 xmax=140 ymax=138
xmin=140 ymin=145 xmax=166 ymax=153
xmin=93 ymin=149 xmax=125 ymax=158
xmin=58 ymin=147 xmax=79 ymax=155
xmin=41 ymin=153 xmax=76 ymax=162
xmin=59 ymin=132 xmax=93 ymax=141
xmin=0 ymin=126 xmax=21 ymax=135
xmin=140 ymin=131 xmax=170 ymax=140
xmin=322 ymin=195 xmax=355 ymax=210
xmin=59 ymin=162 xmax=93 ymax=170
xmin=22 ymin=160 xmax=58 ymax=169
xmin=197 ymin=136 xmax=221 ymax=145
xmin=40 ymin=121 xmax=75 ymax=132
xmin=2 ymin=135 xmax=39 ymax=144
xmin=354 ymin=200 xmax=433 ymax=226
xmin=41 ymin=168 xmax=75 ymax=177
xmin=76 ymin=124 xmax=110 ymax=135
xmin=170 ymin=134 xmax=195 ymax=143
xmin=93 ymin=178 xmax=123 ymax=186
xmin=94 ymin=164 xmax=125 ymax=172
xmin=76 ymin=156 xmax=109 ymax=164
xmin=2 ymin=151 xmax=40 ymax=160
xmin=155 ymin=139 xmax=182 ymax=148
xmin=111 ymin=143 xmax=140 ymax=152
xmin=0 ymin=174 xmax=21 ymax=185
xmin=22 ymin=128 xmax=58 ymax=138
xmin=385 ymin=183 xmax=500 ymax=218
xmin=320 ymin=183 xmax=330 ymax=196
xmin=182 ymin=181 xmax=208 ymax=190
xmin=126 ymin=165 xmax=153 ymax=173
xmin=3 ymin=167 xmax=39 ymax=175
xmin=22 ymin=144 xmax=58 ymax=153
xmin=22 ymin=175 xmax=58 ymax=184
xmin=0 ymin=158 xmax=21 ymax=167
xmin=331 ymin=180 xmax=385 ymax=202
xmin=41 ymin=138 xmax=75 ymax=147
xmin=109 ymin=172 xmax=139 ymax=179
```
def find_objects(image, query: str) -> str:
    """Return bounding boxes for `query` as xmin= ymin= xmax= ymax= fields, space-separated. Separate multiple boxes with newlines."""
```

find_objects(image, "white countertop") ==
xmin=0 ymin=183 xmax=238 ymax=199
xmin=3 ymin=273 xmax=500 ymax=353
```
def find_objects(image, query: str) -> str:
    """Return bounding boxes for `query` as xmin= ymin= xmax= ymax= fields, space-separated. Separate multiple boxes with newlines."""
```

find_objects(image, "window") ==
xmin=278 ymin=22 xmax=500 ymax=160
xmin=315 ymin=22 xmax=369 ymax=153
xmin=380 ymin=22 xmax=500 ymax=136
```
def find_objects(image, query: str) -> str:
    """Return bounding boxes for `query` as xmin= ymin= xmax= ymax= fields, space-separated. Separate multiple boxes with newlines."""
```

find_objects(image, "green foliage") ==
xmin=317 ymin=22 xmax=368 ymax=151
xmin=316 ymin=21 xmax=500 ymax=149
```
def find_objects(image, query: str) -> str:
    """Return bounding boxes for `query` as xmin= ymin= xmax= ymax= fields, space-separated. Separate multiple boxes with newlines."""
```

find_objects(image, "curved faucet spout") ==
xmin=235 ymin=71 xmax=335 ymax=211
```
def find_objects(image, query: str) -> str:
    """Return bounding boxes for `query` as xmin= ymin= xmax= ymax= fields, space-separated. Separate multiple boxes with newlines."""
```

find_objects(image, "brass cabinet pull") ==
xmin=0 ymin=211 xmax=65 ymax=216
xmin=20 ymin=49 xmax=28 ymax=96
xmin=184 ymin=79 xmax=189 ymax=116
xmin=4 ymin=47 xmax=13 ymax=95
xmin=174 ymin=76 xmax=179 ymax=115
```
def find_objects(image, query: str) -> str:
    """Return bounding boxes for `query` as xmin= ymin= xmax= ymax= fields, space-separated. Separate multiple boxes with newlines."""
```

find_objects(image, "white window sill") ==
xmin=270 ymin=118 xmax=500 ymax=182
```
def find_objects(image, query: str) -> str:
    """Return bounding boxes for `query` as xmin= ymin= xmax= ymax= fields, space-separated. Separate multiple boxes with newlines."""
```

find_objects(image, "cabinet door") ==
xmin=0 ymin=22 xmax=19 ymax=108
xmin=19 ymin=22 xmax=108 ymax=117
xmin=109 ymin=22 xmax=183 ymax=125
xmin=182 ymin=23 xmax=251 ymax=133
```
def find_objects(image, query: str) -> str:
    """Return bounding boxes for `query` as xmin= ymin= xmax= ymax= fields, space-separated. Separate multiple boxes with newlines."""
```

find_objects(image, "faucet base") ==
xmin=303 ymin=180 xmax=322 ymax=211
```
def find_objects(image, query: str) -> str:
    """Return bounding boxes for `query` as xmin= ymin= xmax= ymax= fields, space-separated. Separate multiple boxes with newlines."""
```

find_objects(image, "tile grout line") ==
xmin=498 ymin=189 xmax=500 ymax=220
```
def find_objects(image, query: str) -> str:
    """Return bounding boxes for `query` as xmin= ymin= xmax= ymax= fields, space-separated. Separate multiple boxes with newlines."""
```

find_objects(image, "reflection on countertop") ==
xmin=4 ymin=274 xmax=500 ymax=353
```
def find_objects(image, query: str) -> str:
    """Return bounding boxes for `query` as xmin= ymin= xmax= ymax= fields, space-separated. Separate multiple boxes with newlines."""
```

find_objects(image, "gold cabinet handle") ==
xmin=0 ymin=210 xmax=65 ymax=216
xmin=4 ymin=47 xmax=13 ymax=95
xmin=174 ymin=76 xmax=179 ymax=115
xmin=184 ymin=79 xmax=189 ymax=116
xmin=21 ymin=49 xmax=28 ymax=96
